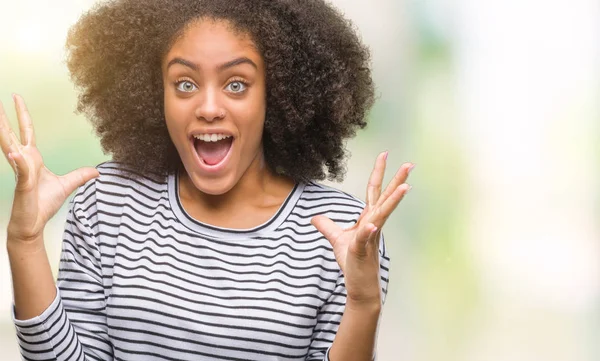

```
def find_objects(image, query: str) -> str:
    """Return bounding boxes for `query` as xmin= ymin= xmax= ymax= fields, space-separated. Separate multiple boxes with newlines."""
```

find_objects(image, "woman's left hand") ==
xmin=311 ymin=152 xmax=413 ymax=306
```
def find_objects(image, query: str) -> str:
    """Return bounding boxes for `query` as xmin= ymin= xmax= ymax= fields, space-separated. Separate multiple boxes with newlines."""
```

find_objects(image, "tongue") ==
xmin=195 ymin=138 xmax=232 ymax=166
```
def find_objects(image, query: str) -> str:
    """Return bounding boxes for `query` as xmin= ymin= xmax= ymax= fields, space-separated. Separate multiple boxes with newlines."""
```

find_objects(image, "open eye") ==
xmin=225 ymin=80 xmax=247 ymax=93
xmin=176 ymin=80 xmax=197 ymax=93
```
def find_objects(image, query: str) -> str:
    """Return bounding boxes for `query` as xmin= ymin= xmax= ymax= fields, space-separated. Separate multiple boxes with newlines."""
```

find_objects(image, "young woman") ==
xmin=2 ymin=0 xmax=413 ymax=360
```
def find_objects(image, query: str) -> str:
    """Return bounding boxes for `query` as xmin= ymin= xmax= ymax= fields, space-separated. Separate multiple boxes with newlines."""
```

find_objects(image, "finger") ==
xmin=59 ymin=167 xmax=100 ymax=196
xmin=369 ymin=229 xmax=382 ymax=250
xmin=356 ymin=203 xmax=369 ymax=224
xmin=366 ymin=151 xmax=387 ymax=207
xmin=353 ymin=222 xmax=378 ymax=254
xmin=7 ymin=152 xmax=18 ymax=174
xmin=377 ymin=162 xmax=414 ymax=208
xmin=364 ymin=227 xmax=382 ymax=256
xmin=13 ymin=94 xmax=36 ymax=146
xmin=0 ymin=101 xmax=21 ymax=157
xmin=9 ymin=151 xmax=30 ymax=184
xmin=370 ymin=183 xmax=411 ymax=226
xmin=311 ymin=215 xmax=343 ymax=247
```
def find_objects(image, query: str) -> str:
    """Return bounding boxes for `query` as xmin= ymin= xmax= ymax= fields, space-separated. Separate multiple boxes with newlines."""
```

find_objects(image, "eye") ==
xmin=225 ymin=80 xmax=247 ymax=93
xmin=175 ymin=80 xmax=197 ymax=93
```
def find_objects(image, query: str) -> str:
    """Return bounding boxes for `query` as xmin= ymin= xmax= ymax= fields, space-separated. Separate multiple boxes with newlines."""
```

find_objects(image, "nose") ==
xmin=194 ymin=87 xmax=225 ymax=122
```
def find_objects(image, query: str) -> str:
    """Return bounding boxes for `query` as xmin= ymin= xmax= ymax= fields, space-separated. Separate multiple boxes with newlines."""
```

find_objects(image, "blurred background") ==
xmin=0 ymin=0 xmax=598 ymax=360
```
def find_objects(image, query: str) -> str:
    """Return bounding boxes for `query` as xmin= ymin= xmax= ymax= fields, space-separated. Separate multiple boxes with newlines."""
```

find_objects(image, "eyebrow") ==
xmin=167 ymin=58 xmax=199 ymax=71
xmin=166 ymin=57 xmax=258 ymax=72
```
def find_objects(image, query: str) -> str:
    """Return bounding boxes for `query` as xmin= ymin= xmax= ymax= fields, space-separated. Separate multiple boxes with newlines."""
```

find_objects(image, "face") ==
xmin=162 ymin=19 xmax=267 ymax=195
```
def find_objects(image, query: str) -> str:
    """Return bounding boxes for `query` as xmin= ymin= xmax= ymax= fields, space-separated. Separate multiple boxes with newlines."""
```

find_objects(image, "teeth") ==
xmin=193 ymin=133 xmax=232 ymax=142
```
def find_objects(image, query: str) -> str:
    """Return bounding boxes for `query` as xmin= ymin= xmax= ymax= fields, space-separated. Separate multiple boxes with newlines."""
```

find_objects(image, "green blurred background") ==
xmin=1 ymin=0 xmax=599 ymax=360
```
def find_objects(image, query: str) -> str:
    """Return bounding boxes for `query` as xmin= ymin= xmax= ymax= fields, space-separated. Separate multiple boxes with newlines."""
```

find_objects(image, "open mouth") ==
xmin=193 ymin=135 xmax=234 ymax=167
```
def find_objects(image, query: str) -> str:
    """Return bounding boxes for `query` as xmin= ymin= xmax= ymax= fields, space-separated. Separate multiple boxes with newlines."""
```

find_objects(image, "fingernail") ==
xmin=371 ymin=225 xmax=378 ymax=233
xmin=383 ymin=151 xmax=388 ymax=160
xmin=405 ymin=185 xmax=412 ymax=194
xmin=407 ymin=164 xmax=416 ymax=174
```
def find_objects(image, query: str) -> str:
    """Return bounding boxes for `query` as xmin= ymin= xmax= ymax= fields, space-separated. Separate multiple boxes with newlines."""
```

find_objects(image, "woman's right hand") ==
xmin=1 ymin=94 xmax=100 ymax=245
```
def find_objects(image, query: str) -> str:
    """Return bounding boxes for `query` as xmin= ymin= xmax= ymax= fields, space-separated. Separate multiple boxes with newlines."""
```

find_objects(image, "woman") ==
xmin=2 ymin=0 xmax=413 ymax=360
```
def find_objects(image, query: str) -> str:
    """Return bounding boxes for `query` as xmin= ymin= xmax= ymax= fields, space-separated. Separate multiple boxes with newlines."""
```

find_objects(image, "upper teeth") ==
xmin=193 ymin=134 xmax=232 ymax=142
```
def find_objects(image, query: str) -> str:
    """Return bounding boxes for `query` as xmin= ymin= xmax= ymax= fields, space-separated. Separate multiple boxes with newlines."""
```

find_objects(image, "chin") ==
xmin=184 ymin=166 xmax=238 ymax=196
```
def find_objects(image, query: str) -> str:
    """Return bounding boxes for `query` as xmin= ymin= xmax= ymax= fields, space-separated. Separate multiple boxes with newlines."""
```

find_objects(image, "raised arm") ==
xmin=2 ymin=94 xmax=108 ymax=360
xmin=311 ymin=152 xmax=413 ymax=361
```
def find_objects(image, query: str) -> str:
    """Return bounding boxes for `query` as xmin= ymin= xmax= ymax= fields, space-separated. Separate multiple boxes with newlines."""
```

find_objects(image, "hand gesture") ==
xmin=1 ymin=94 xmax=99 ymax=244
xmin=311 ymin=152 xmax=413 ymax=305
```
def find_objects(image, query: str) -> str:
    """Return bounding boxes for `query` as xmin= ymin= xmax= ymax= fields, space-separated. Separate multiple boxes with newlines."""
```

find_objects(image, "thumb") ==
xmin=311 ymin=215 xmax=343 ymax=247
xmin=60 ymin=167 xmax=100 ymax=195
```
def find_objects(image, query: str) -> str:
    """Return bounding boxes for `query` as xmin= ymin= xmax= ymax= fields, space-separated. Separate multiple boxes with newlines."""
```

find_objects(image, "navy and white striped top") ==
xmin=12 ymin=162 xmax=390 ymax=361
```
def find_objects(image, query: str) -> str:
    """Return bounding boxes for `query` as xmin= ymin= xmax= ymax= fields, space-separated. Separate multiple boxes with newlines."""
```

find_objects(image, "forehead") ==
xmin=164 ymin=19 xmax=262 ymax=68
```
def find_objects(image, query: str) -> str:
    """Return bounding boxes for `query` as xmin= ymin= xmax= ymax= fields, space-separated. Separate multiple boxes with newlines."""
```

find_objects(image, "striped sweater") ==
xmin=12 ymin=162 xmax=390 ymax=361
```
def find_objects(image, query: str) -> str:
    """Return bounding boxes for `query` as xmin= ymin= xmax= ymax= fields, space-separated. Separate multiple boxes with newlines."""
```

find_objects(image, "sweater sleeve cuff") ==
xmin=12 ymin=285 xmax=61 ymax=330
xmin=11 ymin=286 xmax=80 ymax=360
xmin=323 ymin=348 xmax=377 ymax=361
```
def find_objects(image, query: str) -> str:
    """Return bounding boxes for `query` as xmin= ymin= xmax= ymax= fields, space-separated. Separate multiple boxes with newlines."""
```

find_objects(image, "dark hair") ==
xmin=66 ymin=0 xmax=375 ymax=182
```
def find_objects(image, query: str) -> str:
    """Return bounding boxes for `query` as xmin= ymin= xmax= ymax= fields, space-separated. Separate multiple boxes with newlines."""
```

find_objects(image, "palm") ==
xmin=1 ymin=95 xmax=99 ymax=242
xmin=12 ymin=155 xmax=69 ymax=232
xmin=38 ymin=167 xmax=77 ymax=220
xmin=328 ymin=228 xmax=351 ymax=270
xmin=312 ymin=152 xmax=413 ymax=302
xmin=327 ymin=217 xmax=371 ymax=272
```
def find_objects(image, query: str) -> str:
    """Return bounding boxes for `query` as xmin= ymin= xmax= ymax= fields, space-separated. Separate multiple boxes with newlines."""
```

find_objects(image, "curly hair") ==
xmin=66 ymin=0 xmax=375 ymax=183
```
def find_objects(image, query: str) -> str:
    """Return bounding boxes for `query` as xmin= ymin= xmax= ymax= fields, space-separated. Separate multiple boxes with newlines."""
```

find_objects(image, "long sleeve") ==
xmin=305 ymin=233 xmax=391 ymax=361
xmin=12 ymin=179 xmax=113 ymax=360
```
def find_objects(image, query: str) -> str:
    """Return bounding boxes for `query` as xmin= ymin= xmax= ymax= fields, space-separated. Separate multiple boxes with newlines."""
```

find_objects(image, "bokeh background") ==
xmin=1 ymin=0 xmax=599 ymax=360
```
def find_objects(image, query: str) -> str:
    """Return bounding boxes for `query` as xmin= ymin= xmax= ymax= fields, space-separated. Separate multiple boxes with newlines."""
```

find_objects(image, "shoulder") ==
xmin=71 ymin=161 xmax=169 ymax=208
xmin=302 ymin=181 xmax=365 ymax=206
xmin=95 ymin=161 xmax=167 ymax=184
xmin=297 ymin=181 xmax=365 ymax=227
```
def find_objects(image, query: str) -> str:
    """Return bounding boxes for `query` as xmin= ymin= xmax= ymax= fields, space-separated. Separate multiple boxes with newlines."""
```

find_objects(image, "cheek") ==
xmin=241 ymin=90 xmax=267 ymax=132
xmin=237 ymin=107 xmax=266 ymax=142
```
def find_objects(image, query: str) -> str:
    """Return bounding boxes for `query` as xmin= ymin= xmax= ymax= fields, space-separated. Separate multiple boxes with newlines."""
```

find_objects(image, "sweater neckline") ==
xmin=167 ymin=171 xmax=305 ymax=238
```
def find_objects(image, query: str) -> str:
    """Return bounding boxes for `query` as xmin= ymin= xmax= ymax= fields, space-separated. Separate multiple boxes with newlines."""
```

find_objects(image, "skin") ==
xmin=163 ymin=19 xmax=295 ymax=228
xmin=2 ymin=18 xmax=414 ymax=361
xmin=1 ymin=95 xmax=98 ymax=320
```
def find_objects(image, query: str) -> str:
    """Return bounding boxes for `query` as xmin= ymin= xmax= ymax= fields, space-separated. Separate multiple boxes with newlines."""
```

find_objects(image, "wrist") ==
xmin=7 ymin=234 xmax=45 ymax=255
xmin=345 ymin=297 xmax=382 ymax=313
